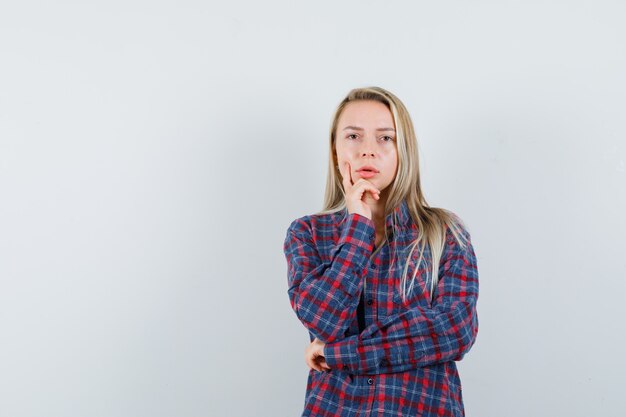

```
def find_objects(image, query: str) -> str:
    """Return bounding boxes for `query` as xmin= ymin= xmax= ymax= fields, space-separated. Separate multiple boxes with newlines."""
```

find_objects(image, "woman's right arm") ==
xmin=284 ymin=213 xmax=375 ymax=344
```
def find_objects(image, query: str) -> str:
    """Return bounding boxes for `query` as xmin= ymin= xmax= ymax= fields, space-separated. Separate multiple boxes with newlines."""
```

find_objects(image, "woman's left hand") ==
xmin=305 ymin=338 xmax=331 ymax=372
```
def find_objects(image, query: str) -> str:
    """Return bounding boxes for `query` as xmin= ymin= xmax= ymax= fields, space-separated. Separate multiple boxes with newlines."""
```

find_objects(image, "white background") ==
xmin=1 ymin=1 xmax=625 ymax=416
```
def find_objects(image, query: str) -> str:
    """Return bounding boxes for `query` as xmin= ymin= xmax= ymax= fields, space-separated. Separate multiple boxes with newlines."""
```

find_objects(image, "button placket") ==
xmin=370 ymin=242 xmax=390 ymax=321
xmin=362 ymin=248 xmax=378 ymax=329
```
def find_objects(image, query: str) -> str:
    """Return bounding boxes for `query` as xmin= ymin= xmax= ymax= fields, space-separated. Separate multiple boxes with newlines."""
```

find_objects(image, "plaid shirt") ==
xmin=284 ymin=200 xmax=479 ymax=417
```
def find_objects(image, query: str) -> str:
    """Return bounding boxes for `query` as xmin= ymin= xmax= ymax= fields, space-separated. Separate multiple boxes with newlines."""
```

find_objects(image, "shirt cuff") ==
xmin=323 ymin=336 xmax=359 ymax=372
xmin=337 ymin=213 xmax=375 ymax=252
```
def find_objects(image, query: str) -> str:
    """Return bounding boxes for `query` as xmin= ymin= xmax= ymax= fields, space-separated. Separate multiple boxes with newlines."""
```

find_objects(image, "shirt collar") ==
xmin=389 ymin=199 xmax=414 ymax=231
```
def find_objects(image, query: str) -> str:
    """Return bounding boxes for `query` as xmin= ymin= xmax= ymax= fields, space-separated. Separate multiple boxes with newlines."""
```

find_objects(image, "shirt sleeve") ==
xmin=284 ymin=213 xmax=376 ymax=343
xmin=323 ymin=224 xmax=479 ymax=374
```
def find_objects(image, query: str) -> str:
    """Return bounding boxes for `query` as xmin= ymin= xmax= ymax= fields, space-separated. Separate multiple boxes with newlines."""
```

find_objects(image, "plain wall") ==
xmin=1 ymin=1 xmax=625 ymax=416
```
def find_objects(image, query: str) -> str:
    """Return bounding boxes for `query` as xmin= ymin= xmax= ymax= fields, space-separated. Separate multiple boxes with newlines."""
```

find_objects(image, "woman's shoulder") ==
xmin=285 ymin=209 xmax=345 ymax=239
xmin=437 ymin=208 xmax=473 ymax=250
xmin=424 ymin=206 xmax=472 ymax=247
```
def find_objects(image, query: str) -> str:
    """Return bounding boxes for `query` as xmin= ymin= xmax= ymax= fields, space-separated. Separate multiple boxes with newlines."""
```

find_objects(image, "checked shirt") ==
xmin=283 ymin=200 xmax=479 ymax=417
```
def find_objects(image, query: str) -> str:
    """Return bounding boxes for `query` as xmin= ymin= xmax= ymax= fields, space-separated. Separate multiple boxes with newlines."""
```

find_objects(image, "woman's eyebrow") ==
xmin=342 ymin=125 xmax=396 ymax=132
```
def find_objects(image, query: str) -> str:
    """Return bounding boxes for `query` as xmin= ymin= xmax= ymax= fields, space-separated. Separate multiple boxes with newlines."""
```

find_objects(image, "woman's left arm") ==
xmin=322 ymin=226 xmax=479 ymax=375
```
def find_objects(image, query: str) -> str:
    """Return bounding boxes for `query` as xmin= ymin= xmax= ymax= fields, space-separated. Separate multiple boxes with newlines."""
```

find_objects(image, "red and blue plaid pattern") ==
xmin=284 ymin=200 xmax=479 ymax=416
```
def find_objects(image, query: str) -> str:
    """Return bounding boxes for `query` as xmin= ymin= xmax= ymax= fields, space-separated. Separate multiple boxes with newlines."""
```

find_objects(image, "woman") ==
xmin=283 ymin=86 xmax=479 ymax=416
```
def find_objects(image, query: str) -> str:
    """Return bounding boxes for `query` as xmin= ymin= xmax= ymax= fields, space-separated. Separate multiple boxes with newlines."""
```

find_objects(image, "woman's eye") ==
xmin=381 ymin=136 xmax=394 ymax=142
xmin=347 ymin=134 xmax=358 ymax=140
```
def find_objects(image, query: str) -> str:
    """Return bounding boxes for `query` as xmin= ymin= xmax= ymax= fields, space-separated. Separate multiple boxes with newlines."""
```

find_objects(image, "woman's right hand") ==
xmin=339 ymin=161 xmax=380 ymax=220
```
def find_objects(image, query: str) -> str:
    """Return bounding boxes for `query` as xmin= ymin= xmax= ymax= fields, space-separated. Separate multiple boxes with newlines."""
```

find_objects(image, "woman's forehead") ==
xmin=337 ymin=100 xmax=395 ymax=129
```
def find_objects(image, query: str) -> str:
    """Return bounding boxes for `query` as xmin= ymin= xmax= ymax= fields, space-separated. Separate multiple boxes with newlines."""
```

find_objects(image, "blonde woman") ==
xmin=284 ymin=86 xmax=479 ymax=416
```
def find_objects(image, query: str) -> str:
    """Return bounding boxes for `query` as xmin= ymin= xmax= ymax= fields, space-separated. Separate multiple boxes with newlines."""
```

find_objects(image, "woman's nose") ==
xmin=359 ymin=137 xmax=376 ymax=157
xmin=360 ymin=145 xmax=375 ymax=157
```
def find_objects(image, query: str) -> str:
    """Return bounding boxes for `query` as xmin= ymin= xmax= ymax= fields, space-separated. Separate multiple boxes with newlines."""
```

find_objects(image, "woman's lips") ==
xmin=357 ymin=170 xmax=377 ymax=179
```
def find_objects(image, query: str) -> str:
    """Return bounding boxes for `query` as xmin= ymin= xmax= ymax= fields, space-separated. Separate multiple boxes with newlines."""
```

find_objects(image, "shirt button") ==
xmin=371 ymin=263 xmax=377 ymax=269
xmin=367 ymin=378 xmax=373 ymax=385
xmin=343 ymin=365 xmax=349 ymax=371
xmin=367 ymin=299 xmax=374 ymax=306
xmin=380 ymin=359 xmax=388 ymax=366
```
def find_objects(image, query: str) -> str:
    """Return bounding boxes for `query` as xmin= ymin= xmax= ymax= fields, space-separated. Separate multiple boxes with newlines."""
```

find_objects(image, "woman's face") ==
xmin=334 ymin=100 xmax=398 ymax=194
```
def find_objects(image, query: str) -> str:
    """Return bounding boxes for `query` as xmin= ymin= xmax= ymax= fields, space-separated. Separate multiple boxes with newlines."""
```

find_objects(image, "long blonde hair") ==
xmin=315 ymin=86 xmax=470 ymax=304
